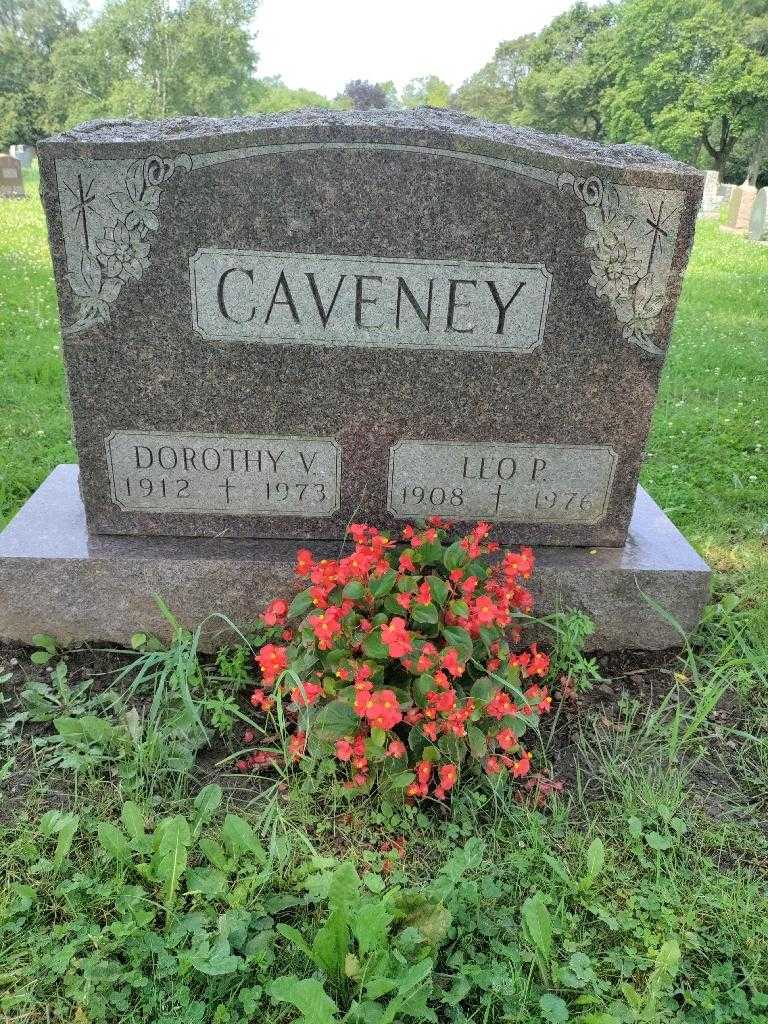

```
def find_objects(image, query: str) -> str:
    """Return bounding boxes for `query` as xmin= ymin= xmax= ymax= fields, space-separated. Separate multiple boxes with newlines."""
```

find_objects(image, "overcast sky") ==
xmin=255 ymin=0 xmax=585 ymax=97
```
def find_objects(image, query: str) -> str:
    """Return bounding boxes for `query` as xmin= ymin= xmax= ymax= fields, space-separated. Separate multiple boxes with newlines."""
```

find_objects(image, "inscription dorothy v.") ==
xmin=190 ymin=250 xmax=552 ymax=352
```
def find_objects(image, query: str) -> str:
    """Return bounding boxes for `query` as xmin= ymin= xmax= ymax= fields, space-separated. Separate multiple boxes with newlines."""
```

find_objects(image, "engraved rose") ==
xmin=96 ymin=221 xmax=151 ymax=280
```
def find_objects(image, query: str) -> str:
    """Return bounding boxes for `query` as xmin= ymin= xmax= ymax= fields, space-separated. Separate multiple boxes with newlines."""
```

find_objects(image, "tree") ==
xmin=340 ymin=79 xmax=390 ymax=110
xmin=45 ymin=0 xmax=259 ymax=128
xmin=518 ymin=2 xmax=617 ymax=140
xmin=0 ymin=0 xmax=78 ymax=146
xmin=401 ymin=75 xmax=451 ymax=108
xmin=604 ymin=0 xmax=768 ymax=174
xmin=454 ymin=35 xmax=533 ymax=124
xmin=249 ymin=76 xmax=334 ymax=113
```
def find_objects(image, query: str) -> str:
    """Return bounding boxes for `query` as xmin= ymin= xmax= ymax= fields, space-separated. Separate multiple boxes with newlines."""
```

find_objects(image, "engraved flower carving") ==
xmin=96 ymin=221 xmax=151 ymax=280
xmin=588 ymin=226 xmax=644 ymax=303
xmin=615 ymin=275 xmax=666 ymax=355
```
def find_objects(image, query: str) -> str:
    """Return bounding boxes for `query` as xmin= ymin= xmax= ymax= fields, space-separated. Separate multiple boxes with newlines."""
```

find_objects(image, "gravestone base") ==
xmin=0 ymin=465 xmax=710 ymax=654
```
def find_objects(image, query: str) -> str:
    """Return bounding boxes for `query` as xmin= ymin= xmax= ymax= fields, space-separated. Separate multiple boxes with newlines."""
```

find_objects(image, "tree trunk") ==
xmin=747 ymin=125 xmax=768 ymax=186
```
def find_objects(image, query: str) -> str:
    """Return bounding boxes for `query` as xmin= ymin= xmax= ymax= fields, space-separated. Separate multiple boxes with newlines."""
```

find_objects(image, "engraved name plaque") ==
xmin=190 ymin=250 xmax=552 ymax=352
xmin=106 ymin=431 xmax=340 ymax=516
xmin=388 ymin=441 xmax=618 ymax=525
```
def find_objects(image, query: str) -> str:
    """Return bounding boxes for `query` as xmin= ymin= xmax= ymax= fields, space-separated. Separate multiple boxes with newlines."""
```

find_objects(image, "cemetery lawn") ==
xmin=1 ymin=169 xmax=768 ymax=1022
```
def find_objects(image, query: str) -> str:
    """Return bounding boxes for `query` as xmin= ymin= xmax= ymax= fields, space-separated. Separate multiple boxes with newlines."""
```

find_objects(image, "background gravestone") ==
xmin=735 ymin=184 xmax=758 ymax=232
xmin=748 ymin=188 xmax=768 ymax=242
xmin=10 ymin=144 xmax=34 ymax=169
xmin=700 ymin=170 xmax=721 ymax=216
xmin=726 ymin=186 xmax=743 ymax=227
xmin=0 ymin=154 xmax=25 ymax=198
xmin=38 ymin=109 xmax=702 ymax=549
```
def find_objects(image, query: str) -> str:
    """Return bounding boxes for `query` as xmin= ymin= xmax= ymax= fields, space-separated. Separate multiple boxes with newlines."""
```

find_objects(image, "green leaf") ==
xmin=312 ymin=908 xmax=350 ymax=978
xmin=362 ymin=630 xmax=390 ymax=661
xmin=342 ymin=581 xmax=366 ymax=600
xmin=522 ymin=893 xmax=552 ymax=962
xmin=470 ymin=676 xmax=495 ymax=701
xmin=97 ymin=821 xmax=132 ymax=863
xmin=443 ymin=541 xmax=469 ymax=570
xmin=583 ymin=837 xmax=604 ymax=885
xmin=221 ymin=813 xmax=266 ymax=862
xmin=186 ymin=867 xmax=227 ymax=897
xmin=467 ymin=724 xmax=487 ymax=759
xmin=427 ymin=576 xmax=450 ymax=606
xmin=30 ymin=650 xmax=52 ymax=665
xmin=539 ymin=994 xmax=570 ymax=1022
xmin=52 ymin=814 xmax=79 ymax=870
xmin=440 ymin=626 xmax=473 ymax=661
xmin=655 ymin=939 xmax=681 ymax=974
xmin=412 ymin=602 xmax=439 ymax=625
xmin=189 ymin=934 xmax=243 ymax=976
xmin=269 ymin=976 xmax=338 ymax=1024
xmin=32 ymin=633 xmax=57 ymax=653
xmin=370 ymin=569 xmax=398 ymax=597
xmin=288 ymin=589 xmax=315 ymax=619
xmin=313 ymin=699 xmax=359 ymax=742
xmin=276 ymin=923 xmax=317 ymax=964
xmin=328 ymin=861 xmax=361 ymax=912
xmin=154 ymin=816 xmax=190 ymax=918
xmin=449 ymin=599 xmax=469 ymax=618
xmin=120 ymin=801 xmax=146 ymax=844
xmin=645 ymin=831 xmax=673 ymax=851
xmin=130 ymin=633 xmax=147 ymax=649
xmin=200 ymin=837 xmax=229 ymax=870
xmin=194 ymin=784 xmax=222 ymax=823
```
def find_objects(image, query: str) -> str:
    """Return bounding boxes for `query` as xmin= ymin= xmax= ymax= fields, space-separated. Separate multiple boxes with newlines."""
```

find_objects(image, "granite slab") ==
xmin=38 ymin=110 xmax=703 ymax=546
xmin=0 ymin=465 xmax=711 ymax=652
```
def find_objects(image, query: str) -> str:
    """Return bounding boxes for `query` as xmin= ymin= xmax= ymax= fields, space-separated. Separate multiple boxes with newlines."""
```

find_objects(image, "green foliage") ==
xmin=401 ymin=75 xmax=452 ymax=108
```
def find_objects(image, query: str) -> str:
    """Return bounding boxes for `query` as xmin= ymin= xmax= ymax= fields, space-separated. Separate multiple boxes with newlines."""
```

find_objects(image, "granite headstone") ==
xmin=0 ymin=154 xmax=24 ymax=198
xmin=38 ymin=110 xmax=702 ymax=549
xmin=748 ymin=187 xmax=768 ymax=242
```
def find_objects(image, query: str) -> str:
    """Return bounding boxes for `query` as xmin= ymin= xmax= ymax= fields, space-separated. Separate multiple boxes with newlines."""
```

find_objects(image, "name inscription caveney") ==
xmin=190 ymin=250 xmax=552 ymax=352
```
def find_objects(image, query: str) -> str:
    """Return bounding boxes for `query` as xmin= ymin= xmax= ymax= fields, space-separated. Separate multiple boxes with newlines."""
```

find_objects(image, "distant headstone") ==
xmin=717 ymin=183 xmax=734 ymax=202
xmin=0 ymin=154 xmax=24 ymax=198
xmin=748 ymin=187 xmax=768 ymax=242
xmin=735 ymin=183 xmax=758 ymax=232
xmin=700 ymin=170 xmax=721 ymax=216
xmin=10 ymin=144 xmax=34 ymax=169
xmin=37 ymin=111 xmax=702 ymax=548
xmin=726 ymin=186 xmax=743 ymax=227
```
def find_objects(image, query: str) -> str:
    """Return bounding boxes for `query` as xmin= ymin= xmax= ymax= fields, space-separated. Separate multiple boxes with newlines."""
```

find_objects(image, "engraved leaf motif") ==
xmin=67 ymin=250 xmax=103 ymax=298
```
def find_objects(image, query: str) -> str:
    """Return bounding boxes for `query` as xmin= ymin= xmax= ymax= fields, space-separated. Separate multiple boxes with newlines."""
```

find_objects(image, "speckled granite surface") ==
xmin=0 ymin=466 xmax=710 ymax=652
xmin=38 ymin=109 xmax=703 ymax=545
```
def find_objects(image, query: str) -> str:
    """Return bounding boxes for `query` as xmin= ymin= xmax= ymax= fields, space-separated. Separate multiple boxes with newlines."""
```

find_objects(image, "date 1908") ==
xmin=389 ymin=441 xmax=617 ymax=526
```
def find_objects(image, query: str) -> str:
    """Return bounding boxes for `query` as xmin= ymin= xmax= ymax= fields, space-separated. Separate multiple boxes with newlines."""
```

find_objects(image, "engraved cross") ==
xmin=645 ymin=200 xmax=670 ymax=273
xmin=64 ymin=173 xmax=97 ymax=251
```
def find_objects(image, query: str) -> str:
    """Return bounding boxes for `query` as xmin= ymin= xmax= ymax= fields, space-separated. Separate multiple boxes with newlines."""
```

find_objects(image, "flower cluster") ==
xmin=241 ymin=518 xmax=555 ymax=800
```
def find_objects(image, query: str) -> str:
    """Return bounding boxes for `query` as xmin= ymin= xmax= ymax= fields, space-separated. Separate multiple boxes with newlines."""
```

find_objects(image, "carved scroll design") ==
xmin=62 ymin=154 xmax=192 ymax=335
xmin=558 ymin=172 xmax=680 ymax=357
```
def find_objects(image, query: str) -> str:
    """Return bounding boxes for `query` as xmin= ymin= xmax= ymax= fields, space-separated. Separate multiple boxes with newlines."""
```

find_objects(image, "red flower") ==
xmin=399 ymin=552 xmax=416 ymax=572
xmin=496 ymin=727 xmax=518 ymax=751
xmin=262 ymin=598 xmax=288 ymax=626
xmin=250 ymin=688 xmax=274 ymax=712
xmin=255 ymin=644 xmax=288 ymax=685
xmin=335 ymin=738 xmax=354 ymax=761
xmin=291 ymin=681 xmax=324 ymax=706
xmin=358 ymin=688 xmax=403 ymax=730
xmin=289 ymin=731 xmax=306 ymax=761
xmin=309 ymin=607 xmax=343 ymax=650
xmin=402 ymin=525 xmax=415 ymax=540
xmin=416 ymin=581 xmax=432 ymax=605
xmin=387 ymin=738 xmax=407 ymax=758
xmin=296 ymin=549 xmax=313 ymax=576
xmin=396 ymin=592 xmax=413 ymax=612
xmin=486 ymin=689 xmax=516 ymax=720
xmin=380 ymin=617 xmax=412 ymax=658
xmin=441 ymin=647 xmax=464 ymax=678
xmin=434 ymin=762 xmax=458 ymax=799
xmin=485 ymin=755 xmax=502 ymax=775
xmin=513 ymin=752 xmax=532 ymax=778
